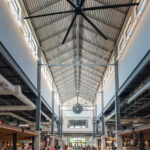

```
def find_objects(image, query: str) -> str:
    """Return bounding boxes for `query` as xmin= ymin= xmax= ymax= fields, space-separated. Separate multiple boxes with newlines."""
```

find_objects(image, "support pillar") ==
xmin=93 ymin=117 xmax=96 ymax=138
xmin=32 ymin=136 xmax=34 ymax=150
xmin=101 ymin=136 xmax=105 ymax=150
xmin=101 ymin=91 xmax=105 ymax=136
xmin=140 ymin=132 xmax=144 ymax=150
xmin=114 ymin=49 xmax=120 ymax=131
xmin=101 ymin=90 xmax=106 ymax=150
xmin=50 ymin=137 xmax=55 ymax=148
xmin=116 ymin=135 xmax=123 ymax=150
xmin=34 ymin=132 xmax=41 ymax=150
xmin=0 ymin=141 xmax=3 ymax=148
xmin=114 ymin=49 xmax=121 ymax=149
xmin=13 ymin=133 xmax=17 ymax=150
xmin=51 ymin=90 xmax=55 ymax=148
xmin=35 ymin=48 xmax=42 ymax=150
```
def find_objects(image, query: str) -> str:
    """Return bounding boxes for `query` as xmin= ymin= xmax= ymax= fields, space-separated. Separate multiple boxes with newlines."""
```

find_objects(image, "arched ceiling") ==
xmin=22 ymin=0 xmax=131 ymax=103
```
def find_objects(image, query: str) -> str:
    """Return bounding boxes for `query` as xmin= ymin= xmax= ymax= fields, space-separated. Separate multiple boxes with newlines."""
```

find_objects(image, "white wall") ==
xmin=96 ymin=93 xmax=102 ymax=116
xmin=0 ymin=1 xmax=37 ymax=87
xmin=63 ymin=111 xmax=93 ymax=133
xmin=0 ymin=1 xmax=59 ymax=115
xmin=118 ymin=2 xmax=150 ymax=87
xmin=103 ymin=73 xmax=115 ymax=108
xmin=96 ymin=1 xmax=150 ymax=117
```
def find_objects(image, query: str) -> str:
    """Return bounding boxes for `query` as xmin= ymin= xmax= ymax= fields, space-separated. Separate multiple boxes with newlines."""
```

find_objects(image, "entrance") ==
xmin=69 ymin=138 xmax=87 ymax=147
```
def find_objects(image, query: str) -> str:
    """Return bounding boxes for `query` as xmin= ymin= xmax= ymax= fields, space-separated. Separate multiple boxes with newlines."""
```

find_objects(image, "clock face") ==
xmin=73 ymin=103 xmax=83 ymax=114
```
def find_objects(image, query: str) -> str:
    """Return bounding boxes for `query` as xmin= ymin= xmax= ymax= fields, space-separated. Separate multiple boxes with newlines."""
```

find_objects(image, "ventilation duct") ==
xmin=0 ymin=74 xmax=51 ymax=121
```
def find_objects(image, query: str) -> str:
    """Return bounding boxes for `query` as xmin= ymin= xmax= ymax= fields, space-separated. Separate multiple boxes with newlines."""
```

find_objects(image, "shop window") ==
xmin=125 ymin=17 xmax=132 ymax=40
xmin=24 ymin=21 xmax=31 ymax=43
xmin=7 ymin=0 xmax=21 ymax=25
xmin=119 ymin=37 xmax=125 ymax=54
xmin=30 ymin=37 xmax=38 ymax=59
xmin=135 ymin=0 xmax=145 ymax=17
xmin=68 ymin=120 xmax=88 ymax=129
xmin=134 ymin=0 xmax=147 ymax=20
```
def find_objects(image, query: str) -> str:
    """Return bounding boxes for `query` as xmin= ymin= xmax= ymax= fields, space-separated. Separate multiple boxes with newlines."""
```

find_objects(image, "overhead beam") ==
xmin=81 ymin=68 xmax=102 ymax=81
xmin=40 ymin=24 xmax=76 ymax=43
xmin=45 ymin=37 xmax=110 ymax=54
xmin=80 ymin=71 xmax=100 ymax=83
xmin=48 ymin=47 xmax=72 ymax=62
xmin=30 ymin=0 xmax=62 ymax=15
xmin=52 ymin=63 xmax=104 ymax=76
xmin=81 ymin=47 xmax=108 ymax=61
xmin=47 ymin=47 xmax=108 ymax=64
xmin=81 ymin=38 xmax=111 ymax=54
xmin=81 ymin=56 xmax=107 ymax=69
xmin=41 ymin=24 xmax=115 ymax=44
xmin=82 ymin=49 xmax=108 ymax=64
xmin=48 ymin=49 xmax=75 ymax=64
xmin=79 ymin=93 xmax=95 ymax=101
xmin=79 ymin=87 xmax=96 ymax=97
xmin=58 ymin=81 xmax=76 ymax=90
xmin=81 ymin=25 xmax=115 ymax=43
xmin=53 ymin=66 xmax=74 ymax=76
xmin=49 ymin=53 xmax=75 ymax=65
xmin=56 ymin=74 xmax=75 ymax=85
xmin=44 ymin=62 xmax=114 ymax=67
xmin=46 ymin=37 xmax=76 ymax=53
xmin=86 ymin=13 xmax=120 ymax=31
xmin=55 ymin=70 xmax=75 ymax=82
xmin=80 ymin=79 xmax=99 ymax=89
xmin=94 ymin=0 xmax=126 ymax=15
xmin=76 ymin=15 xmax=80 ymax=93
xmin=82 ymin=65 xmax=104 ymax=75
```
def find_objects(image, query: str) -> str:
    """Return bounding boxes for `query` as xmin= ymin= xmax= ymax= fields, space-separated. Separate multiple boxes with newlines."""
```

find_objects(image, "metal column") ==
xmin=93 ymin=117 xmax=96 ymax=138
xmin=93 ymin=102 xmax=97 ymax=138
xmin=59 ymin=103 xmax=62 ymax=138
xmin=34 ymin=48 xmax=42 ymax=150
xmin=101 ymin=91 xmax=105 ymax=135
xmin=95 ymin=104 xmax=98 ymax=137
xmin=36 ymin=48 xmax=42 ymax=131
xmin=58 ymin=102 xmax=61 ymax=137
xmin=51 ymin=90 xmax=54 ymax=136
xmin=32 ymin=136 xmax=34 ymax=150
xmin=51 ymin=88 xmax=55 ymax=148
xmin=13 ymin=133 xmax=17 ymax=150
xmin=60 ymin=106 xmax=63 ymax=139
xmin=114 ymin=49 xmax=121 ymax=131
xmin=140 ymin=132 xmax=144 ymax=150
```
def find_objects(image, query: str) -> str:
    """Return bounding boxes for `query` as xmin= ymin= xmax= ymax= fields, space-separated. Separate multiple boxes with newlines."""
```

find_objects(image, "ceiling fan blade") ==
xmin=81 ymin=13 xmax=107 ymax=40
xmin=67 ymin=0 xmax=76 ymax=8
xmin=62 ymin=14 xmax=77 ymax=44
xmin=80 ymin=0 xmax=85 ymax=7
xmin=24 ymin=10 xmax=74 ymax=19
xmin=82 ymin=3 xmax=139 ymax=11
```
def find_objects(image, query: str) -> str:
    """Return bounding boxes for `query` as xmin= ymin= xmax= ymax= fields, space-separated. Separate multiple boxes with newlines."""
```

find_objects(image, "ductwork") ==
xmin=0 ymin=112 xmax=32 ymax=125
xmin=0 ymin=74 xmax=35 ymax=110
xmin=41 ymin=111 xmax=51 ymax=121
xmin=0 ymin=112 xmax=51 ymax=126
xmin=127 ymin=81 xmax=150 ymax=104
xmin=105 ymin=111 xmax=115 ymax=122
xmin=0 ymin=74 xmax=51 ymax=122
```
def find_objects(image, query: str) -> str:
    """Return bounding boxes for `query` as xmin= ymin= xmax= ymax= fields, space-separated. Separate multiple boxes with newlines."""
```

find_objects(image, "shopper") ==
xmin=136 ymin=145 xmax=139 ymax=150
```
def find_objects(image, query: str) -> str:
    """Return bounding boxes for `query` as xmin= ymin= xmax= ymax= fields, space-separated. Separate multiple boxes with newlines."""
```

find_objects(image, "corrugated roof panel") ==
xmin=22 ymin=0 xmax=132 ymax=102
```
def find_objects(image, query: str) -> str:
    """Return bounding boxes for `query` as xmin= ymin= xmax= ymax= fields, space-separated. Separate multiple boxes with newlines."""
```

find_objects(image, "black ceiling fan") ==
xmin=24 ymin=0 xmax=139 ymax=44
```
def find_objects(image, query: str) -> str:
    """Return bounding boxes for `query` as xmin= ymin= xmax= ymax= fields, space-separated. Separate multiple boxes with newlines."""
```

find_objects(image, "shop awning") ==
xmin=118 ymin=124 xmax=150 ymax=136
xmin=0 ymin=124 xmax=37 ymax=140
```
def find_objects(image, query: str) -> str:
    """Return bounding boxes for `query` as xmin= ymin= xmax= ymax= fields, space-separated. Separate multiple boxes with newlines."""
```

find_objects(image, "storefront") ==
xmin=119 ymin=125 xmax=150 ymax=150
xmin=0 ymin=124 xmax=37 ymax=150
xmin=69 ymin=138 xmax=88 ymax=147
